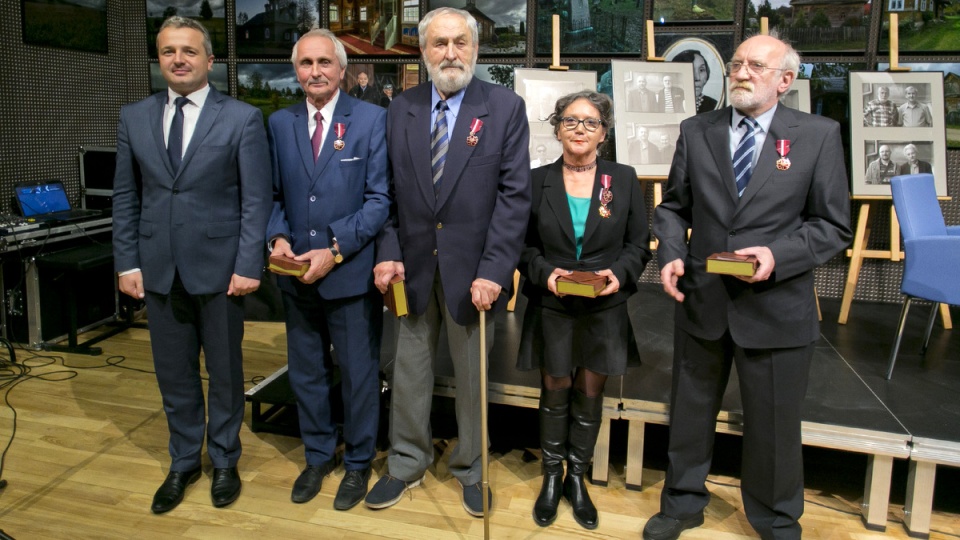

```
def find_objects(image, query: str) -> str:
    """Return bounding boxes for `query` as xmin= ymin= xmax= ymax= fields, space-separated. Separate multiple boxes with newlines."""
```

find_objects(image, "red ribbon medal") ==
xmin=333 ymin=123 xmax=346 ymax=151
xmin=598 ymin=174 xmax=613 ymax=218
xmin=776 ymin=139 xmax=791 ymax=170
xmin=467 ymin=118 xmax=483 ymax=146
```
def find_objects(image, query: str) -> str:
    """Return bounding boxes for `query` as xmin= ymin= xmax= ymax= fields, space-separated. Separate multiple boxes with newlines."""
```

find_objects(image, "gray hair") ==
xmin=419 ymin=7 xmax=479 ymax=50
xmin=747 ymin=30 xmax=801 ymax=77
xmin=291 ymin=28 xmax=348 ymax=69
xmin=548 ymin=91 xmax=614 ymax=137
xmin=903 ymin=143 xmax=918 ymax=153
xmin=158 ymin=16 xmax=213 ymax=57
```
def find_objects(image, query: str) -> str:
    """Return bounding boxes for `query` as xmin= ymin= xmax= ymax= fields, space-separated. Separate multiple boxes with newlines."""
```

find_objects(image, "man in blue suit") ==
xmin=266 ymin=29 xmax=390 ymax=510
xmin=365 ymin=6 xmax=531 ymax=517
xmin=112 ymin=16 xmax=271 ymax=514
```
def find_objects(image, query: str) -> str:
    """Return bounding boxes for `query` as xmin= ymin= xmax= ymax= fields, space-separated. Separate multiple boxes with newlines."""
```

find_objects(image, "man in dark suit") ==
xmin=644 ymin=35 xmax=852 ymax=540
xmin=897 ymin=143 xmax=933 ymax=175
xmin=656 ymin=75 xmax=685 ymax=113
xmin=348 ymin=71 xmax=381 ymax=105
xmin=364 ymin=6 xmax=531 ymax=517
xmin=266 ymin=29 xmax=390 ymax=511
xmin=112 ymin=16 xmax=271 ymax=514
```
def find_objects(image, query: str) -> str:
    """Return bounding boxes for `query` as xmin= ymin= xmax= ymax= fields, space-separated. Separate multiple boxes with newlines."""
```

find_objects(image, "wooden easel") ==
xmin=838 ymin=15 xmax=950 ymax=327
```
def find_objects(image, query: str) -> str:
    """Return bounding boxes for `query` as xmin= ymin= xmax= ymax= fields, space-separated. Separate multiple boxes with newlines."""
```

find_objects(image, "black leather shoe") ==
xmin=151 ymin=466 xmax=202 ymax=514
xmin=211 ymin=467 xmax=242 ymax=508
xmin=563 ymin=473 xmax=598 ymax=529
xmin=334 ymin=467 xmax=372 ymax=511
xmin=642 ymin=512 xmax=704 ymax=540
xmin=291 ymin=460 xmax=335 ymax=504
xmin=532 ymin=471 xmax=563 ymax=526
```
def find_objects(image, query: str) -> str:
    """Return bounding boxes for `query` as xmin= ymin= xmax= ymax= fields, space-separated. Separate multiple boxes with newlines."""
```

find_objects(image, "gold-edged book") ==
xmin=556 ymin=271 xmax=607 ymax=298
xmin=706 ymin=252 xmax=758 ymax=277
xmin=268 ymin=253 xmax=309 ymax=277
xmin=384 ymin=276 xmax=409 ymax=317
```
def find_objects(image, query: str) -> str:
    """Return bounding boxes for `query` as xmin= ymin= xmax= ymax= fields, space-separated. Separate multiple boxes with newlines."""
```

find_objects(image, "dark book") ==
xmin=384 ymin=276 xmax=409 ymax=317
xmin=556 ymin=271 xmax=607 ymax=298
xmin=706 ymin=252 xmax=759 ymax=277
xmin=268 ymin=253 xmax=309 ymax=277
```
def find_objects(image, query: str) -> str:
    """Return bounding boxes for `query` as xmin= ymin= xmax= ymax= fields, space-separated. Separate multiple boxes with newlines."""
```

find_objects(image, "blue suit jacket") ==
xmin=266 ymin=93 xmax=390 ymax=299
xmin=376 ymin=78 xmax=532 ymax=326
xmin=113 ymin=86 xmax=272 ymax=295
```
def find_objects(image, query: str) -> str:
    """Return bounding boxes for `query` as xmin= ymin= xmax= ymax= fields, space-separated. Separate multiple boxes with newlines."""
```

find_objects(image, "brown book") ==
xmin=706 ymin=252 xmax=759 ymax=277
xmin=268 ymin=253 xmax=309 ymax=277
xmin=556 ymin=271 xmax=608 ymax=298
xmin=384 ymin=276 xmax=409 ymax=317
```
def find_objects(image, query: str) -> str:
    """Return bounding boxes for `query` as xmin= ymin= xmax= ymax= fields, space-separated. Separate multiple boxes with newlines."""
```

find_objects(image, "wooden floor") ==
xmin=0 ymin=321 xmax=958 ymax=539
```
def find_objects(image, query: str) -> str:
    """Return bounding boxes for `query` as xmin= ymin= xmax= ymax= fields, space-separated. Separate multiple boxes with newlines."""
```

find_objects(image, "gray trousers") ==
xmin=386 ymin=273 xmax=494 ymax=486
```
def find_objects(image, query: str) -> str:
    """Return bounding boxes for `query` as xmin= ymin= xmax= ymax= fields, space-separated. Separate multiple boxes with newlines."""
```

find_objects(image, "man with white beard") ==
xmin=365 ymin=6 xmax=531 ymax=518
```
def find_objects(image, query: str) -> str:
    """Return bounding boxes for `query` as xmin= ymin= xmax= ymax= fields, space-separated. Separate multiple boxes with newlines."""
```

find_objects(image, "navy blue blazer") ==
xmin=113 ymin=86 xmax=272 ymax=295
xmin=376 ymin=78 xmax=532 ymax=326
xmin=265 ymin=93 xmax=391 ymax=299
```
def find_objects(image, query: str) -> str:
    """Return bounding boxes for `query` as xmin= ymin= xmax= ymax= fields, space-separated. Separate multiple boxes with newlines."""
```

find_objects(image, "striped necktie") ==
xmin=733 ymin=117 xmax=759 ymax=196
xmin=431 ymin=100 xmax=449 ymax=195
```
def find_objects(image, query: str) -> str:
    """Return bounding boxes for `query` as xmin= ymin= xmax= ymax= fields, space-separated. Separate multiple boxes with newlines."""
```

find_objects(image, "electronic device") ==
xmin=13 ymin=180 xmax=102 ymax=223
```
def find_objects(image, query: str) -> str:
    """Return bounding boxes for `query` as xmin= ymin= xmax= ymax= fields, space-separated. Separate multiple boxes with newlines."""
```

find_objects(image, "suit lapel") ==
xmin=178 ymin=86 xmax=223 ymax=178
xmin=151 ymin=93 xmax=175 ymax=179
xmin=292 ymin=102 xmax=315 ymax=176
xmin=705 ymin=109 xmax=739 ymax=203
xmin=436 ymin=79 xmax=485 ymax=211
xmin=404 ymin=85 xmax=435 ymax=208
xmin=737 ymin=106 xmax=796 ymax=210
xmin=312 ymin=94 xmax=354 ymax=187
xmin=581 ymin=161 xmax=612 ymax=247
xmin=542 ymin=162 xmax=576 ymax=246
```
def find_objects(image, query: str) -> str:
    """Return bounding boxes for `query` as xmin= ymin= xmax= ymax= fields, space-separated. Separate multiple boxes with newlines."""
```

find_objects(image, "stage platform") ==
xmin=247 ymin=283 xmax=960 ymax=538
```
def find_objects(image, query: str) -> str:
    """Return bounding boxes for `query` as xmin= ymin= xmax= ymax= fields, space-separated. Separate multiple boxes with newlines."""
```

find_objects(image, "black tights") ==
xmin=542 ymin=368 xmax=607 ymax=398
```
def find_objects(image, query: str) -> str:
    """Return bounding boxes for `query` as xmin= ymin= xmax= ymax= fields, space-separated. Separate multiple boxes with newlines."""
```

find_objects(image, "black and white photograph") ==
xmin=514 ymin=68 xmax=597 ymax=169
xmin=146 ymin=0 xmax=227 ymax=57
xmin=611 ymin=60 xmax=695 ymax=176
xmin=664 ymin=37 xmax=727 ymax=113
xmin=535 ymin=0 xmax=645 ymax=55
xmin=22 ymin=0 xmax=107 ymax=53
xmin=850 ymin=71 xmax=947 ymax=196
xmin=235 ymin=0 xmax=318 ymax=57
xmin=879 ymin=62 xmax=960 ymax=148
xmin=429 ymin=0 xmax=526 ymax=54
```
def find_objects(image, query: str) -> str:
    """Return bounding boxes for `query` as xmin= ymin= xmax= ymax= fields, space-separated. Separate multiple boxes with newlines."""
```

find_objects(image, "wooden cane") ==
xmin=479 ymin=309 xmax=490 ymax=539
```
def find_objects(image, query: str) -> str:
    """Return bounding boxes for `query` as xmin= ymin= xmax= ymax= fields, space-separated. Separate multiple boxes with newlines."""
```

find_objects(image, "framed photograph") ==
xmin=513 ymin=69 xmax=597 ymax=170
xmin=746 ymin=0 xmax=868 ymax=53
xmin=429 ymin=0 xmax=525 ymax=55
xmin=879 ymin=62 xmax=960 ymax=148
xmin=147 ymin=1 xmax=227 ymax=58
xmin=611 ymin=60 xmax=695 ymax=176
xmin=235 ymin=63 xmax=301 ymax=128
xmin=879 ymin=3 xmax=960 ymax=54
xmin=663 ymin=37 xmax=728 ymax=114
xmin=327 ymin=0 xmax=420 ymax=55
xmin=849 ymin=71 xmax=947 ymax=197
xmin=236 ymin=0 xmax=318 ymax=57
xmin=653 ymin=0 xmax=734 ymax=23
xmin=535 ymin=1 xmax=645 ymax=55
xmin=779 ymin=79 xmax=811 ymax=113
xmin=22 ymin=0 xmax=107 ymax=54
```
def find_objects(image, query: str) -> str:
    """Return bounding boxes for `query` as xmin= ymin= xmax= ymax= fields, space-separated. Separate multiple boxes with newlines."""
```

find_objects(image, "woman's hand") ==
xmin=595 ymin=269 xmax=620 ymax=296
xmin=547 ymin=268 xmax=572 ymax=296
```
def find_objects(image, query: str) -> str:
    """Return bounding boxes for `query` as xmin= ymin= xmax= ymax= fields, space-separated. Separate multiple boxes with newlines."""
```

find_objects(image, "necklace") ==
xmin=563 ymin=160 xmax=597 ymax=172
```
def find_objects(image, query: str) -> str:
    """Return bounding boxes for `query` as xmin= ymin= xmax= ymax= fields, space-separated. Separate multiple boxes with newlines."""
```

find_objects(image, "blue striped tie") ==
xmin=733 ymin=116 xmax=759 ymax=196
xmin=431 ymin=100 xmax=449 ymax=195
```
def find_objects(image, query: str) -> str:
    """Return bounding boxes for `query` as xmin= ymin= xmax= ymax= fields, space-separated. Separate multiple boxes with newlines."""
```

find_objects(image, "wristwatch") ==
xmin=330 ymin=244 xmax=343 ymax=264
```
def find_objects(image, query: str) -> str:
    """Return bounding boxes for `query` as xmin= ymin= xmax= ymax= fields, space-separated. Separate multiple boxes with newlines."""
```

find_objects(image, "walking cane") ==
xmin=479 ymin=309 xmax=490 ymax=540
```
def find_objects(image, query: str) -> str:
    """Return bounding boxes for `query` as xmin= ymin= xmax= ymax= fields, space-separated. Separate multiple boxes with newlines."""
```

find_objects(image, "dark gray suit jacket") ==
xmin=113 ymin=86 xmax=272 ymax=295
xmin=653 ymin=105 xmax=852 ymax=349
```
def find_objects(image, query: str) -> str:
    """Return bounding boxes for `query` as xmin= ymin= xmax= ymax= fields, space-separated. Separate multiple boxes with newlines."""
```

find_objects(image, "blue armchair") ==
xmin=887 ymin=174 xmax=960 ymax=379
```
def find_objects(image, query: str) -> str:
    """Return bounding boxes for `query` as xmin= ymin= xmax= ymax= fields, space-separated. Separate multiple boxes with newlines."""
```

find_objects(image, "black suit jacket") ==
xmin=653 ymin=105 xmax=852 ymax=349
xmin=520 ymin=159 xmax=651 ymax=312
xmin=897 ymin=160 xmax=933 ymax=175
xmin=349 ymin=84 xmax=381 ymax=106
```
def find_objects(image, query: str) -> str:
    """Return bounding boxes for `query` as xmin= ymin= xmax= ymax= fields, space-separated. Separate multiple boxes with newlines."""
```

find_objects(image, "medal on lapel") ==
xmin=776 ymin=139 xmax=791 ymax=170
xmin=333 ymin=123 xmax=346 ymax=151
xmin=598 ymin=174 xmax=613 ymax=218
xmin=466 ymin=118 xmax=482 ymax=146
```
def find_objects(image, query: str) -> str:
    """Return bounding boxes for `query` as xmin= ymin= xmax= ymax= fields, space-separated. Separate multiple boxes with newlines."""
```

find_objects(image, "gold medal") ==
xmin=599 ymin=205 xmax=611 ymax=218
xmin=466 ymin=134 xmax=479 ymax=146
xmin=776 ymin=157 xmax=791 ymax=170
xmin=334 ymin=139 xmax=345 ymax=151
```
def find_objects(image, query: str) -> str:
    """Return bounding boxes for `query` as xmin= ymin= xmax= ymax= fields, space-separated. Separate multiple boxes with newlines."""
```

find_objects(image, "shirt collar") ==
xmin=306 ymin=89 xmax=341 ymax=122
xmin=731 ymin=103 xmax=777 ymax=134
xmin=168 ymin=84 xmax=210 ymax=109
xmin=432 ymin=84 xmax=466 ymax=116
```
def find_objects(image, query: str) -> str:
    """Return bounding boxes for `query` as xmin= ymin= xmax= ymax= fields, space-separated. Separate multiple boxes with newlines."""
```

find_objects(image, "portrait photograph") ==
xmin=514 ymin=68 xmax=597 ymax=169
xmin=146 ymin=0 xmax=227 ymax=57
xmin=535 ymin=0 xmax=645 ymax=55
xmin=663 ymin=37 xmax=727 ymax=114
xmin=430 ymin=0 xmax=525 ymax=55
xmin=879 ymin=62 xmax=960 ymax=148
xmin=851 ymin=71 xmax=947 ymax=196
xmin=611 ymin=60 xmax=695 ymax=176
xmin=22 ymin=0 xmax=107 ymax=54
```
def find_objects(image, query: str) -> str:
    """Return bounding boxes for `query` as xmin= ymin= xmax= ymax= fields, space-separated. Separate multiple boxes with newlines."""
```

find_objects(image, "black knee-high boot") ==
xmin=564 ymin=390 xmax=603 ymax=530
xmin=533 ymin=387 xmax=569 ymax=526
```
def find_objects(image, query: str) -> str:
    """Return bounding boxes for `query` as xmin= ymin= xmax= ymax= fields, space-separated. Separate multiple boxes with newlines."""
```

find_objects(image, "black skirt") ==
xmin=516 ymin=297 xmax=639 ymax=377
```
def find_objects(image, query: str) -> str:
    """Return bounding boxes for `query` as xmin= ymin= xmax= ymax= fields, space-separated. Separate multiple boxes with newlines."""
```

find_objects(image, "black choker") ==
xmin=563 ymin=160 xmax=597 ymax=172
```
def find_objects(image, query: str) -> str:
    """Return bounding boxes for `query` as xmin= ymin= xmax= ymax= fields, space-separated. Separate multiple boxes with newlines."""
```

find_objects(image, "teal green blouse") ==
xmin=567 ymin=194 xmax=591 ymax=259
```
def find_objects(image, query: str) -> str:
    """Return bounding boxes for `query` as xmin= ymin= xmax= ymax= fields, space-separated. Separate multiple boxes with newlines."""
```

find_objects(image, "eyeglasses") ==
xmin=560 ymin=117 xmax=604 ymax=132
xmin=725 ymin=61 xmax=786 ymax=76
